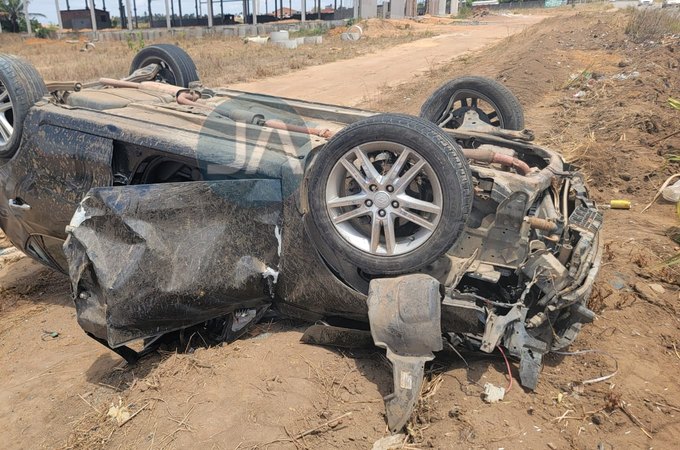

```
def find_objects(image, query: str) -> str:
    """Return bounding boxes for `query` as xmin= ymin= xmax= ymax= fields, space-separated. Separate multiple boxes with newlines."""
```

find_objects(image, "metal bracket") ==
xmin=123 ymin=63 xmax=161 ymax=83
xmin=458 ymin=110 xmax=535 ymax=141
xmin=503 ymin=308 xmax=549 ymax=390
xmin=480 ymin=305 xmax=522 ymax=353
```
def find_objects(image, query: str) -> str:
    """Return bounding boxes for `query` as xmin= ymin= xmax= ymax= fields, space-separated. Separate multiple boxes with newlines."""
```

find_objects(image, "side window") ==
xmin=25 ymin=235 xmax=68 ymax=273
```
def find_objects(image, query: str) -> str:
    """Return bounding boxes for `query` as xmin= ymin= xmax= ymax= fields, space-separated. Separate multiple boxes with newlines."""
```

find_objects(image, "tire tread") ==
xmin=0 ymin=54 xmax=47 ymax=159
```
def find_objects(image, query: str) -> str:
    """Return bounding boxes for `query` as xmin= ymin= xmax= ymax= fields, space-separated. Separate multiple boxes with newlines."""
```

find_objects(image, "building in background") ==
xmin=60 ymin=8 xmax=112 ymax=30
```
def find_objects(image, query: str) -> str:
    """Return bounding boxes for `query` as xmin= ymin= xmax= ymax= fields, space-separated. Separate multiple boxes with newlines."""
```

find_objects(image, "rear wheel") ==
xmin=420 ymin=76 xmax=524 ymax=131
xmin=308 ymin=114 xmax=472 ymax=275
xmin=129 ymin=44 xmax=199 ymax=88
xmin=0 ymin=55 xmax=47 ymax=159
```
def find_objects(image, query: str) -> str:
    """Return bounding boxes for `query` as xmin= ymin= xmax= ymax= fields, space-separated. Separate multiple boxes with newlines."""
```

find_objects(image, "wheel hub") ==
xmin=373 ymin=191 xmax=391 ymax=209
xmin=325 ymin=141 xmax=443 ymax=256
xmin=0 ymin=82 xmax=14 ymax=146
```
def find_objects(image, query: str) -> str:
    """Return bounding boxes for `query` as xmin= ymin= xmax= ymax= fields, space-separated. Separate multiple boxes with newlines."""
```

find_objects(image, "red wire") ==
xmin=497 ymin=345 xmax=513 ymax=392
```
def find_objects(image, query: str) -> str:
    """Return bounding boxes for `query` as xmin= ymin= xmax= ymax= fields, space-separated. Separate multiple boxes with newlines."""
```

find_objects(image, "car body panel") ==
xmin=0 ymin=108 xmax=114 ymax=270
xmin=65 ymin=179 xmax=282 ymax=347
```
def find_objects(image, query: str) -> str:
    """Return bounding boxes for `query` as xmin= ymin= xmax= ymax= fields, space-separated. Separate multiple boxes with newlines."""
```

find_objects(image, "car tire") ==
xmin=129 ymin=44 xmax=199 ymax=88
xmin=420 ymin=76 xmax=525 ymax=130
xmin=308 ymin=113 xmax=473 ymax=275
xmin=0 ymin=55 xmax=47 ymax=160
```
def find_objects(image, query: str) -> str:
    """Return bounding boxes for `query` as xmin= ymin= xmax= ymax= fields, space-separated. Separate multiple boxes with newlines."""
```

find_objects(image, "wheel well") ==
xmin=112 ymin=141 xmax=202 ymax=186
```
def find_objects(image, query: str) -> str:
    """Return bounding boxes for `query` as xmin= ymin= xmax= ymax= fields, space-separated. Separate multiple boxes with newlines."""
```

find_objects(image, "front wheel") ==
xmin=308 ymin=114 xmax=473 ymax=275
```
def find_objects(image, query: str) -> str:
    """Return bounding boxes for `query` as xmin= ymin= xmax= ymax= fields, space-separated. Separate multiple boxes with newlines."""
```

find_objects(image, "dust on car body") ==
xmin=0 ymin=45 xmax=602 ymax=432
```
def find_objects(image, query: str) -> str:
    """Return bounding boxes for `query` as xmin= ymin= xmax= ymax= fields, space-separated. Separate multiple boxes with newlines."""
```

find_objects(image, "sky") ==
xmin=25 ymin=0 xmax=358 ymax=25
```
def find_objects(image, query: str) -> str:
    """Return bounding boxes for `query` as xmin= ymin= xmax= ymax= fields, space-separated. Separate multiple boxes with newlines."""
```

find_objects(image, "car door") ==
xmin=0 ymin=112 xmax=112 ymax=271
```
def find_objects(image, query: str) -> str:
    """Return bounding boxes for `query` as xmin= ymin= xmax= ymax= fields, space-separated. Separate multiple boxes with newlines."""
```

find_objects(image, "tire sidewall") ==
xmin=308 ymin=115 xmax=472 ymax=275
xmin=133 ymin=49 xmax=185 ymax=86
xmin=0 ymin=55 xmax=46 ymax=159
xmin=130 ymin=45 xmax=199 ymax=88
xmin=420 ymin=76 xmax=525 ymax=131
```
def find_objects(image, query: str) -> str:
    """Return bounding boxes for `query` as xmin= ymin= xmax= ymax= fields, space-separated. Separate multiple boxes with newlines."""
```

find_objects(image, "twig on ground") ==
xmin=553 ymin=409 xmax=574 ymax=423
xmin=264 ymin=412 xmax=352 ymax=446
xmin=672 ymin=343 xmax=680 ymax=361
xmin=641 ymin=173 xmax=680 ymax=213
xmin=648 ymin=400 xmax=680 ymax=413
xmin=120 ymin=402 xmax=150 ymax=427
xmin=552 ymin=407 xmax=606 ymax=422
xmin=620 ymin=402 xmax=653 ymax=439
xmin=158 ymin=404 xmax=196 ymax=446
xmin=552 ymin=349 xmax=618 ymax=385
xmin=295 ymin=412 xmax=352 ymax=440
xmin=77 ymin=393 xmax=102 ymax=415
xmin=650 ymin=129 xmax=680 ymax=146
xmin=332 ymin=368 xmax=356 ymax=398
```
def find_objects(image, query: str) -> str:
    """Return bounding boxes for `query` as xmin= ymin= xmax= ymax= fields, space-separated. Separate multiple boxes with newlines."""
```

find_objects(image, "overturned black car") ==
xmin=0 ymin=45 xmax=602 ymax=431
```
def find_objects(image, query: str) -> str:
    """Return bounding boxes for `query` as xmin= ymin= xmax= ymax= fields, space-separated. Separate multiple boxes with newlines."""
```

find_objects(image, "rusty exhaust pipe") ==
xmin=462 ymin=148 xmax=532 ymax=176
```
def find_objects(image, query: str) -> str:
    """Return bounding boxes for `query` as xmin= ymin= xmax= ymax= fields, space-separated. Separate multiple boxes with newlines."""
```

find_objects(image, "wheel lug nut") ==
xmin=378 ymin=209 xmax=386 ymax=217
xmin=386 ymin=185 xmax=394 ymax=192
xmin=391 ymin=201 xmax=399 ymax=208
xmin=365 ymin=199 xmax=373 ymax=207
xmin=370 ymin=184 xmax=378 ymax=192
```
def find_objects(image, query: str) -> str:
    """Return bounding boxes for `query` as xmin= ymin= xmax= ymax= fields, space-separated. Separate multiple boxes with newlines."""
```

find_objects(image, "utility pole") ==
xmin=55 ymin=0 xmax=64 ymax=30
xmin=23 ymin=0 xmax=32 ymax=36
xmin=147 ymin=0 xmax=152 ymax=27
xmin=88 ymin=0 xmax=97 ymax=35
xmin=126 ymin=0 xmax=133 ymax=29
xmin=207 ymin=0 xmax=213 ymax=27
xmin=164 ymin=0 xmax=171 ymax=29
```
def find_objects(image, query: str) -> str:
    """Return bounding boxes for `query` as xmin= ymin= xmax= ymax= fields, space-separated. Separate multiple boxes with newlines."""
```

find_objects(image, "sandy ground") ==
xmin=229 ymin=14 xmax=545 ymax=106
xmin=2 ymin=7 xmax=680 ymax=450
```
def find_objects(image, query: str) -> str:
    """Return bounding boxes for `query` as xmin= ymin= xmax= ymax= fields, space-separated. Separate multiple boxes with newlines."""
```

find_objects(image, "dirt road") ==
xmin=230 ymin=14 xmax=545 ymax=106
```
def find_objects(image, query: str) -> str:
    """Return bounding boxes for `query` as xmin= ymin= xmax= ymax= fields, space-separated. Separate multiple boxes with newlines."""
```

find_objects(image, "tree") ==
xmin=0 ymin=0 xmax=46 ymax=33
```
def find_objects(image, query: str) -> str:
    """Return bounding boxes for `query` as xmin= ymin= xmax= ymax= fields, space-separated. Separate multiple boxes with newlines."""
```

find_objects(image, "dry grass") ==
xmin=0 ymin=26 xmax=434 ymax=86
xmin=625 ymin=7 xmax=680 ymax=43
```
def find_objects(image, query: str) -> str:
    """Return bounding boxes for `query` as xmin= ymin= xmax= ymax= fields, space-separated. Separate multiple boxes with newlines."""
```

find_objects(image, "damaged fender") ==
xmin=64 ymin=179 xmax=282 ymax=348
